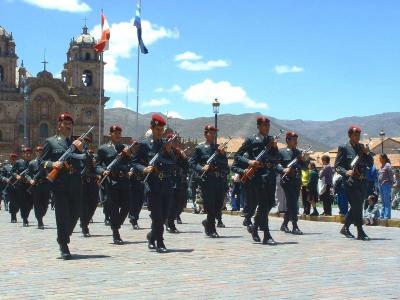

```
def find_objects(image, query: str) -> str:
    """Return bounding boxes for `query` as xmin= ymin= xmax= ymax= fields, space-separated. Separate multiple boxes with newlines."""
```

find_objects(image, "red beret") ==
xmin=151 ymin=114 xmax=166 ymax=127
xmin=204 ymin=125 xmax=218 ymax=132
xmin=348 ymin=125 xmax=361 ymax=134
xmin=58 ymin=112 xmax=74 ymax=124
xmin=10 ymin=153 xmax=17 ymax=158
xmin=23 ymin=147 xmax=32 ymax=153
xmin=286 ymin=131 xmax=298 ymax=139
xmin=36 ymin=146 xmax=43 ymax=151
xmin=256 ymin=116 xmax=270 ymax=125
xmin=109 ymin=125 xmax=122 ymax=133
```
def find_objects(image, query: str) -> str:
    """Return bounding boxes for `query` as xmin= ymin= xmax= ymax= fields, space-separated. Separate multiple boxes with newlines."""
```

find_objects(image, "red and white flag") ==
xmin=95 ymin=12 xmax=110 ymax=53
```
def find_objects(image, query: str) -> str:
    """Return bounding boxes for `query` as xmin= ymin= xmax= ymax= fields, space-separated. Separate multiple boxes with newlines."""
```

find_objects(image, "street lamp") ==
xmin=212 ymin=98 xmax=220 ymax=144
xmin=19 ymin=76 xmax=30 ymax=147
xmin=379 ymin=129 xmax=385 ymax=154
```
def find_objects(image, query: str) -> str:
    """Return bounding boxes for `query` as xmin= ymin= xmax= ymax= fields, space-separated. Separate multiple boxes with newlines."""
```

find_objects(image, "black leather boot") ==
xmin=262 ymin=230 xmax=277 ymax=245
xmin=250 ymin=225 xmax=261 ymax=242
xmin=59 ymin=243 xmax=71 ymax=260
xmin=356 ymin=225 xmax=370 ymax=241
xmin=146 ymin=232 xmax=156 ymax=250
xmin=280 ymin=222 xmax=290 ymax=233
xmin=112 ymin=229 xmax=123 ymax=245
xmin=292 ymin=222 xmax=303 ymax=235
xmin=156 ymin=240 xmax=168 ymax=253
xmin=340 ymin=225 xmax=355 ymax=238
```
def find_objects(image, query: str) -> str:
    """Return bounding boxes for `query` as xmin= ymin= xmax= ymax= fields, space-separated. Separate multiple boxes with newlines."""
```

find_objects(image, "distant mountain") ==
xmin=104 ymin=109 xmax=400 ymax=151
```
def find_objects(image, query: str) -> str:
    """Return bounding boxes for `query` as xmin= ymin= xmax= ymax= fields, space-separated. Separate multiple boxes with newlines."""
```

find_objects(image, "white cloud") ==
xmin=90 ymin=19 xmax=179 ymax=93
xmin=175 ymin=51 xmax=202 ymax=61
xmin=274 ymin=65 xmax=304 ymax=74
xmin=143 ymin=98 xmax=170 ymax=107
xmin=184 ymin=79 xmax=267 ymax=109
xmin=165 ymin=111 xmax=183 ymax=119
xmin=178 ymin=60 xmax=229 ymax=71
xmin=155 ymin=84 xmax=182 ymax=93
xmin=113 ymin=99 xmax=126 ymax=108
xmin=22 ymin=0 xmax=90 ymax=12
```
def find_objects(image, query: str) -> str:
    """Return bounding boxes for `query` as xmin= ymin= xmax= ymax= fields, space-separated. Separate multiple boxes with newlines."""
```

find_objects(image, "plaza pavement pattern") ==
xmin=0 ymin=208 xmax=399 ymax=299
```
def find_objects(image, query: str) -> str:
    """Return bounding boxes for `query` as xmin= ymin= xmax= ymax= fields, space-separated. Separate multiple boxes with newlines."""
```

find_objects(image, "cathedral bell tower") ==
xmin=63 ymin=25 xmax=103 ymax=96
xmin=0 ymin=26 xmax=18 ymax=91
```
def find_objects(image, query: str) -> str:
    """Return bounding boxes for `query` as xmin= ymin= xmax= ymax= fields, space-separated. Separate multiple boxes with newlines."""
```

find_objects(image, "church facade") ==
xmin=0 ymin=25 xmax=109 ymax=156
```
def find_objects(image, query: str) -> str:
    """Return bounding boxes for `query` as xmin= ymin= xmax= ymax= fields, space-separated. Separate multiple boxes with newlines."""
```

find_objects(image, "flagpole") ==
xmin=98 ymin=52 xmax=103 ymax=148
xmin=136 ymin=42 xmax=140 ymax=138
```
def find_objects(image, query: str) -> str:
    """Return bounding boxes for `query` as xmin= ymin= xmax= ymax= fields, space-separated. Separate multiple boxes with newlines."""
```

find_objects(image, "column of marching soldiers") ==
xmin=0 ymin=112 xmax=373 ymax=260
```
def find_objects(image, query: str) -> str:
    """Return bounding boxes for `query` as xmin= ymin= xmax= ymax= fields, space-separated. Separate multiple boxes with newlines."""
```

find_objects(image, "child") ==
xmin=364 ymin=194 xmax=380 ymax=226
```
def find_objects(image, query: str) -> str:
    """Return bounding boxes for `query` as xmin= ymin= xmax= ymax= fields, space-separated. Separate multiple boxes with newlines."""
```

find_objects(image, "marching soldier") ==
xmin=26 ymin=146 xmax=50 ymax=229
xmin=132 ymin=114 xmax=176 ymax=253
xmin=41 ymin=112 xmax=86 ymax=260
xmin=80 ymin=148 xmax=99 ymax=237
xmin=232 ymin=116 xmax=280 ymax=244
xmin=13 ymin=147 xmax=33 ymax=227
xmin=0 ymin=154 xmax=19 ymax=220
xmin=189 ymin=125 xmax=229 ymax=238
xmin=166 ymin=134 xmax=189 ymax=233
xmin=334 ymin=125 xmax=373 ymax=240
xmin=128 ymin=154 xmax=145 ymax=230
xmin=278 ymin=132 xmax=307 ymax=235
xmin=96 ymin=125 xmax=133 ymax=244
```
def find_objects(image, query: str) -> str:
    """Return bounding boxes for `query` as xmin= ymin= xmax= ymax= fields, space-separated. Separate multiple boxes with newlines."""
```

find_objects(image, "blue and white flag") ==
xmin=134 ymin=0 xmax=149 ymax=54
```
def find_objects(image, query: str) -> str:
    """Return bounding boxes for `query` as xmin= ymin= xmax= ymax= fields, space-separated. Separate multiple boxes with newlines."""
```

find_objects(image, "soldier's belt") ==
xmin=157 ymin=172 xmax=172 ymax=180
xmin=111 ymin=171 xmax=128 ymax=178
xmin=83 ymin=177 xmax=96 ymax=183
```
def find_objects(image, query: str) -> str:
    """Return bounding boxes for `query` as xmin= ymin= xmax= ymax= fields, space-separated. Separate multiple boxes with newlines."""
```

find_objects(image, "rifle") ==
xmin=350 ymin=138 xmax=373 ymax=175
xmin=280 ymin=145 xmax=313 ymax=184
xmin=200 ymin=136 xmax=233 ymax=179
xmin=11 ymin=167 xmax=30 ymax=186
xmin=142 ymin=132 xmax=180 ymax=184
xmin=98 ymin=137 xmax=144 ymax=186
xmin=240 ymin=130 xmax=284 ymax=184
xmin=27 ymin=159 xmax=44 ymax=194
xmin=47 ymin=126 xmax=94 ymax=182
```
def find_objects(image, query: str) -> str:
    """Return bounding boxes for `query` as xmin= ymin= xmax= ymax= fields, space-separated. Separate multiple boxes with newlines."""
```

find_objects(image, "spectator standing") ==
xmin=307 ymin=162 xmax=319 ymax=216
xmin=319 ymin=155 xmax=334 ymax=216
xmin=333 ymin=172 xmax=348 ymax=215
xmin=378 ymin=154 xmax=393 ymax=219
xmin=392 ymin=169 xmax=400 ymax=209
xmin=301 ymin=168 xmax=310 ymax=215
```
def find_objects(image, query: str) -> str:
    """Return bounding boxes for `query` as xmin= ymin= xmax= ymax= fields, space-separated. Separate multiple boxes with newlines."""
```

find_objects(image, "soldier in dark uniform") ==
xmin=132 ymin=114 xmax=176 ymax=253
xmin=13 ymin=147 xmax=34 ymax=227
xmin=334 ymin=125 xmax=373 ymax=240
xmin=128 ymin=155 xmax=145 ymax=230
xmin=232 ymin=116 xmax=280 ymax=244
xmin=80 ymin=148 xmax=99 ymax=237
xmin=166 ymin=134 xmax=189 ymax=233
xmin=1 ymin=154 xmax=18 ymax=218
xmin=189 ymin=125 xmax=229 ymax=238
xmin=278 ymin=132 xmax=307 ymax=235
xmin=41 ymin=112 xmax=86 ymax=260
xmin=96 ymin=125 xmax=133 ymax=244
xmin=26 ymin=146 xmax=50 ymax=229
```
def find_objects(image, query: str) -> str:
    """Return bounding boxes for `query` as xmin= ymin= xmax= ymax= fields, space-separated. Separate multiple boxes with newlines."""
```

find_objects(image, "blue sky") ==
xmin=1 ymin=0 xmax=400 ymax=121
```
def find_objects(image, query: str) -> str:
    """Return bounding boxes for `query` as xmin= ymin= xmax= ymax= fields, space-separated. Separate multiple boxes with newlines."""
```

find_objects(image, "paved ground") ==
xmin=0 ymin=208 xmax=399 ymax=299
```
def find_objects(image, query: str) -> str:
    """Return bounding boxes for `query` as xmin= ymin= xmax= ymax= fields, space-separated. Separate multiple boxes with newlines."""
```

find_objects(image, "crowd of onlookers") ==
xmin=225 ymin=153 xmax=400 ymax=224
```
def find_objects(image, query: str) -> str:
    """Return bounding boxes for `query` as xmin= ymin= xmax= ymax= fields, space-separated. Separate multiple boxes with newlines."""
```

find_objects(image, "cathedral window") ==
xmin=39 ymin=123 xmax=49 ymax=138
xmin=82 ymin=70 xmax=92 ymax=87
xmin=18 ymin=124 xmax=24 ymax=135
xmin=0 ymin=65 xmax=3 ymax=82
xmin=0 ymin=130 xmax=3 ymax=141
xmin=40 ymin=99 xmax=49 ymax=118
xmin=85 ymin=52 xmax=91 ymax=60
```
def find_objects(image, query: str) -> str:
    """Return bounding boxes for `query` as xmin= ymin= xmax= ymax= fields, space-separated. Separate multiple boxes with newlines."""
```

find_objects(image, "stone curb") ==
xmin=183 ymin=208 xmax=400 ymax=228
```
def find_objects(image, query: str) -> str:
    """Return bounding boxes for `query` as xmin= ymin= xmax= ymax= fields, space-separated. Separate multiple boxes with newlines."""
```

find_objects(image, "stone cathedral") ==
xmin=0 ymin=25 xmax=109 ymax=156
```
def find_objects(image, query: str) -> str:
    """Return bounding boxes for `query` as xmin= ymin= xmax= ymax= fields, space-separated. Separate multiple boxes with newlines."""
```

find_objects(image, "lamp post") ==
xmin=20 ymin=76 xmax=30 ymax=147
xmin=379 ymin=129 xmax=385 ymax=154
xmin=212 ymin=98 xmax=220 ymax=144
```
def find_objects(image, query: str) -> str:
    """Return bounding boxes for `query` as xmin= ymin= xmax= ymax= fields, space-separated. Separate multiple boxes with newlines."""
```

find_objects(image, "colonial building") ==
xmin=0 ymin=25 xmax=109 ymax=155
